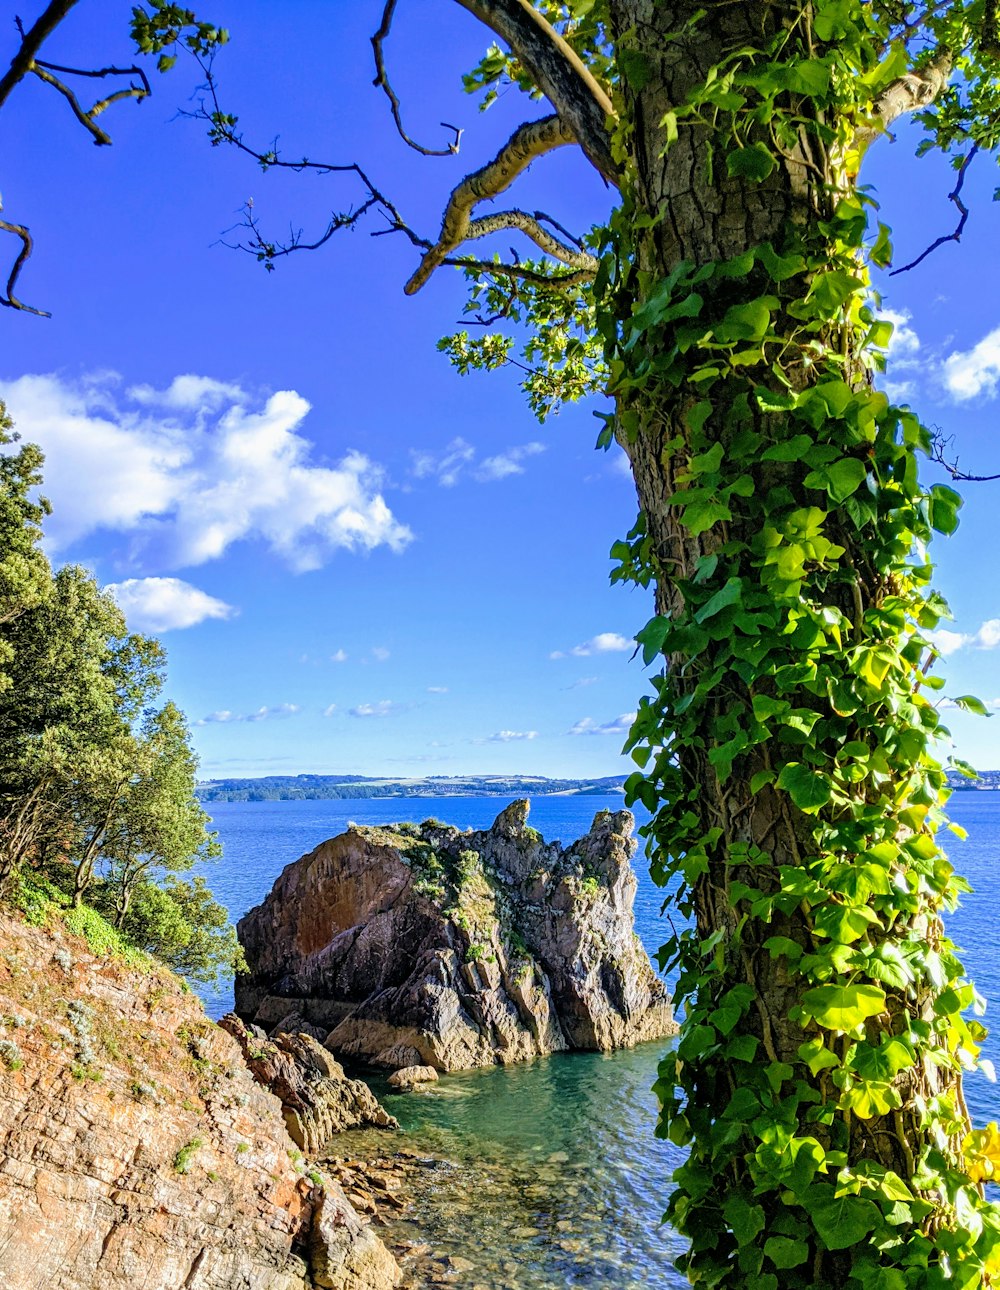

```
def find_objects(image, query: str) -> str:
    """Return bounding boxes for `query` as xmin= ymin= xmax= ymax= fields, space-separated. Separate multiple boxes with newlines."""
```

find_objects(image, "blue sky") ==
xmin=2 ymin=2 xmax=1000 ymax=778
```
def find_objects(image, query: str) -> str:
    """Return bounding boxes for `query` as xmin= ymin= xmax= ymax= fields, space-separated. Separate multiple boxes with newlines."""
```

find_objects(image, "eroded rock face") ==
xmin=236 ymin=801 xmax=676 ymax=1072
xmin=0 ymin=910 xmax=399 ymax=1290
xmin=219 ymin=1014 xmax=399 ymax=1151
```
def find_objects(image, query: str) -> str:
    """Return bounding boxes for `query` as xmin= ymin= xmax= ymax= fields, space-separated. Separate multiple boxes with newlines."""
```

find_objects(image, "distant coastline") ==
xmin=195 ymin=773 xmax=628 ymax=803
xmin=945 ymin=769 xmax=1000 ymax=791
xmin=196 ymin=769 xmax=1000 ymax=802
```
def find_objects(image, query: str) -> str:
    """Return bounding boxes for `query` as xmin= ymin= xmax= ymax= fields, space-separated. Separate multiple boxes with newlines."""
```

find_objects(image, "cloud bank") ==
xmin=0 ymin=373 xmax=412 ymax=572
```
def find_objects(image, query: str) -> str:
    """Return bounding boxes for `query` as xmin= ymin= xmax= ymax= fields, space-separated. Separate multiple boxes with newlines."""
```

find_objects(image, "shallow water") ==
xmin=199 ymin=791 xmax=1000 ymax=1288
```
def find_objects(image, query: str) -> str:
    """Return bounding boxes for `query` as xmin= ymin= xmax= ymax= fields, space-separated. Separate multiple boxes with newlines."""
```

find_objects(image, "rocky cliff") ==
xmin=236 ymin=801 xmax=676 ymax=1072
xmin=0 ymin=909 xmax=399 ymax=1290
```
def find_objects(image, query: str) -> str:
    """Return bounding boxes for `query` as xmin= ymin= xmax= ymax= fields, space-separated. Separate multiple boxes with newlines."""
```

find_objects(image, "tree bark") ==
xmin=606 ymin=0 xmax=968 ymax=1274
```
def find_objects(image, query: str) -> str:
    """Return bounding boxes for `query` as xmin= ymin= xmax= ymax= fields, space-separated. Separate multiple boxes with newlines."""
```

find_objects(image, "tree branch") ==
xmin=930 ymin=430 xmax=1000 ymax=482
xmin=451 ymin=0 xmax=617 ymax=184
xmin=405 ymin=113 xmax=578 ymax=294
xmin=371 ymin=0 xmax=464 ymax=157
xmin=855 ymin=48 xmax=953 ymax=150
xmin=0 ymin=0 xmax=78 ymax=109
xmin=465 ymin=208 xmax=597 ymax=270
xmin=0 ymin=204 xmax=50 ymax=317
xmin=891 ymin=145 xmax=977 ymax=275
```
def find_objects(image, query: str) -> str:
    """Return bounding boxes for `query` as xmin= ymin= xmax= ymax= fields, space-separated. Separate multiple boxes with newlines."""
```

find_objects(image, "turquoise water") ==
xmin=199 ymin=792 xmax=1000 ymax=1288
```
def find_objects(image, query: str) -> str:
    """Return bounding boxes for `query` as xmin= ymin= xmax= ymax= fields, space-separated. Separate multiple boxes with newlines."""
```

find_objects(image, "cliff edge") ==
xmin=236 ymin=801 xmax=676 ymax=1072
xmin=0 ymin=908 xmax=399 ymax=1290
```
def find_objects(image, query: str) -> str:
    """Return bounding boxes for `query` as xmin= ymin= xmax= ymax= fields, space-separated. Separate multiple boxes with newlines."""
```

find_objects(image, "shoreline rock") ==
xmin=236 ymin=800 xmax=677 ymax=1073
xmin=0 ymin=908 xmax=400 ymax=1290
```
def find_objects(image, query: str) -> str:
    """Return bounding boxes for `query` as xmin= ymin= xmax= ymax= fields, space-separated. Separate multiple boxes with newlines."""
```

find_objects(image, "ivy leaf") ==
xmin=953 ymin=694 xmax=991 ymax=716
xmin=798 ymin=1035 xmax=840 ymax=1075
xmin=802 ymin=983 xmax=886 ymax=1032
xmin=726 ymin=142 xmax=776 ymax=182
xmin=695 ymin=577 xmax=744 ymax=622
xmin=809 ymin=1191 xmax=880 ymax=1250
xmin=723 ymin=1193 xmax=766 ymax=1245
xmin=929 ymin=483 xmax=962 ymax=535
xmin=680 ymin=496 xmax=732 ymax=535
xmin=776 ymin=761 xmax=831 ymax=812
xmin=764 ymin=1236 xmax=809 ymax=1269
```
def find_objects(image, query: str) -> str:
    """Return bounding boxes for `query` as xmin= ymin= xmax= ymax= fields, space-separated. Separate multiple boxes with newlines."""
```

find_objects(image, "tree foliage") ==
xmin=0 ymin=401 xmax=237 ymax=984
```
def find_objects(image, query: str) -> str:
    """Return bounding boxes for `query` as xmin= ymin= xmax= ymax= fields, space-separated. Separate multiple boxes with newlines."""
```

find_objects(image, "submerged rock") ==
xmin=236 ymin=800 xmax=676 ymax=1072
xmin=386 ymin=1065 xmax=439 ymax=1092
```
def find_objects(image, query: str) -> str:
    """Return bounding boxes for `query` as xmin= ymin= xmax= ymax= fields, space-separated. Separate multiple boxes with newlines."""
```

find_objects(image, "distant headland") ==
xmin=195 ymin=773 xmax=627 ymax=803
xmin=945 ymin=768 xmax=1000 ymax=790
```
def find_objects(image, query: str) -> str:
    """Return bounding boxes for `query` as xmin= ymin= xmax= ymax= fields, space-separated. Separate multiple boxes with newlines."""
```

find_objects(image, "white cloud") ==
xmin=370 ymin=646 xmax=391 ymax=662
xmin=487 ymin=730 xmax=538 ymax=742
xmin=105 ymin=576 xmax=234 ymax=632
xmin=476 ymin=442 xmax=545 ymax=482
xmin=331 ymin=649 xmax=348 ymax=663
xmin=349 ymin=700 xmax=405 ymax=718
xmin=0 ymin=374 xmax=412 ymax=571
xmin=568 ymin=713 xmax=636 ymax=737
xmin=943 ymin=327 xmax=1000 ymax=402
xmin=322 ymin=703 xmax=338 ymax=717
xmin=410 ymin=437 xmax=545 ymax=486
xmin=927 ymin=619 xmax=1000 ymax=655
xmin=411 ymin=437 xmax=475 ymax=487
xmin=427 ymin=686 xmax=449 ymax=694
xmin=550 ymin=632 xmax=632 ymax=660
xmin=196 ymin=703 xmax=300 ymax=726
xmin=128 ymin=374 xmax=245 ymax=411
xmin=880 ymin=309 xmax=921 ymax=360
xmin=566 ymin=676 xmax=599 ymax=690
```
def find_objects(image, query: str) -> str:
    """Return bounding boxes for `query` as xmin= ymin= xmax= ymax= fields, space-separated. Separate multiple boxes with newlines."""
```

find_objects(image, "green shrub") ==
xmin=173 ymin=1137 xmax=203 ymax=1174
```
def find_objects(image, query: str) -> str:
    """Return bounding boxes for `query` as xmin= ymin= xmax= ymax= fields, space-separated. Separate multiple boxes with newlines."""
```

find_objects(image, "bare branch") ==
xmin=930 ymin=430 xmax=1000 ymax=482
xmin=405 ymin=113 xmax=577 ymax=294
xmin=0 ymin=0 xmax=78 ymax=109
xmin=371 ymin=0 xmax=464 ymax=157
xmin=891 ymin=145 xmax=977 ymax=275
xmin=0 ymin=207 xmax=51 ymax=317
xmin=855 ymin=48 xmax=953 ymax=150
xmin=452 ymin=0 xmax=617 ymax=184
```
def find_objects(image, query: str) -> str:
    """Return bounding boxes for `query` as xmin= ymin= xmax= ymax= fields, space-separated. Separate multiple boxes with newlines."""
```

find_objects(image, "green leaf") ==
xmin=929 ymin=483 xmax=962 ymax=535
xmin=726 ymin=142 xmax=776 ymax=183
xmin=798 ymin=1035 xmax=840 ymax=1075
xmin=776 ymin=762 xmax=831 ymax=812
xmin=680 ymin=497 xmax=732 ymax=535
xmin=810 ymin=1192 xmax=880 ymax=1250
xmin=723 ymin=1193 xmax=766 ymax=1245
xmin=695 ymin=577 xmax=744 ymax=622
xmin=802 ymin=983 xmax=886 ymax=1032
xmin=953 ymin=694 xmax=991 ymax=716
xmin=764 ymin=1236 xmax=809 ymax=1269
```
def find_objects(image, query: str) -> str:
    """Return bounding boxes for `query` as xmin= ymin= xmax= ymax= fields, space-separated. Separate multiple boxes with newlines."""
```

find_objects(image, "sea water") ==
xmin=199 ymin=793 xmax=1000 ymax=1288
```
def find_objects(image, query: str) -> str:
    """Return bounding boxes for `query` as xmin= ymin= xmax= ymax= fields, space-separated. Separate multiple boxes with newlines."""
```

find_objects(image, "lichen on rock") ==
xmin=236 ymin=801 xmax=677 ymax=1073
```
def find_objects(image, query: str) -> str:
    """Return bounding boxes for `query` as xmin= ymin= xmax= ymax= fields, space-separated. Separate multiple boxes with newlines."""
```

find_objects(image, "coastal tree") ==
xmin=5 ymin=0 xmax=1000 ymax=1283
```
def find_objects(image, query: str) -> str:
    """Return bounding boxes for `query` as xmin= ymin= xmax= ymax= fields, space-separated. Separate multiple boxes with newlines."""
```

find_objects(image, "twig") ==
xmin=929 ymin=429 xmax=1000 ymax=482
xmin=371 ymin=0 xmax=463 ymax=157
xmin=0 ymin=210 xmax=50 ymax=317
xmin=891 ymin=146 xmax=978 ymax=275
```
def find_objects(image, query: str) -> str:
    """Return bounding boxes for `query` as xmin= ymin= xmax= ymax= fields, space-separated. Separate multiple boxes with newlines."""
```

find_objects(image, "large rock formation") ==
xmin=0 ymin=909 xmax=399 ymax=1290
xmin=236 ymin=801 xmax=676 ymax=1072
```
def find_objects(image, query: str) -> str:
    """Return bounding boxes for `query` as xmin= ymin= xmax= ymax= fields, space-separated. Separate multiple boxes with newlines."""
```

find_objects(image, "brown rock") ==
xmin=219 ymin=1014 xmax=398 ymax=1151
xmin=0 ymin=908 xmax=400 ymax=1290
xmin=236 ymin=801 xmax=676 ymax=1072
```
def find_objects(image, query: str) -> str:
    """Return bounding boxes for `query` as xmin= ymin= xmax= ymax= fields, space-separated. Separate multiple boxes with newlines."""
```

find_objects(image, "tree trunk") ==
xmin=605 ymin=2 xmax=975 ymax=1283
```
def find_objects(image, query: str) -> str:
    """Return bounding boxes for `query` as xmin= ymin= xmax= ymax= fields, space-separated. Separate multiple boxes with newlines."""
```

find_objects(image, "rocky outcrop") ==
xmin=236 ymin=801 xmax=676 ymax=1072
xmin=386 ymin=1066 xmax=438 ymax=1092
xmin=219 ymin=1015 xmax=398 ymax=1152
xmin=0 ymin=909 xmax=399 ymax=1290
